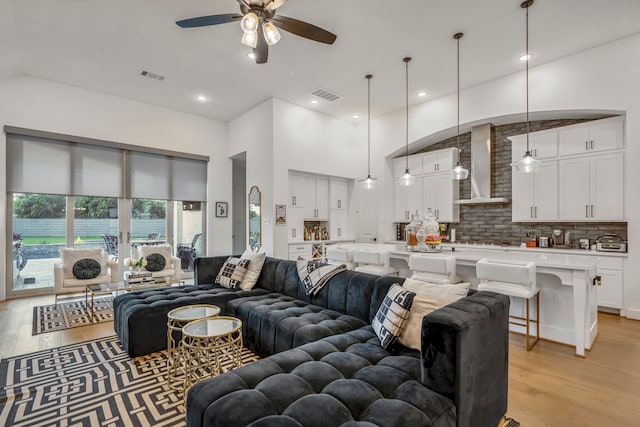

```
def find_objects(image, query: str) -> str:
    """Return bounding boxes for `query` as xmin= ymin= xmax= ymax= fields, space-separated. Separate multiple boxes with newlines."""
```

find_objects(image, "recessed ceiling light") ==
xmin=519 ymin=54 xmax=531 ymax=62
xmin=311 ymin=99 xmax=319 ymax=105
xmin=352 ymin=114 xmax=359 ymax=119
xmin=417 ymin=91 xmax=427 ymax=97
xmin=195 ymin=95 xmax=208 ymax=102
xmin=247 ymin=51 xmax=256 ymax=60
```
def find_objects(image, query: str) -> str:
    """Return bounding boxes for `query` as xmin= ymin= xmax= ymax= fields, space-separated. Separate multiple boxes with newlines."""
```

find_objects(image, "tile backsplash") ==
xmin=410 ymin=117 xmax=628 ymax=246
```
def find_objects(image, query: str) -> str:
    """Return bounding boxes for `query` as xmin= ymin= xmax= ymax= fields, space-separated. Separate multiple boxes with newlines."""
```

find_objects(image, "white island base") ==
xmin=390 ymin=246 xmax=598 ymax=357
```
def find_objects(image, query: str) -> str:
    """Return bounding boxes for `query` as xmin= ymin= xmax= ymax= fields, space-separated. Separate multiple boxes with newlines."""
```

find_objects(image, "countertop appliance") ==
xmin=596 ymin=234 xmax=627 ymax=252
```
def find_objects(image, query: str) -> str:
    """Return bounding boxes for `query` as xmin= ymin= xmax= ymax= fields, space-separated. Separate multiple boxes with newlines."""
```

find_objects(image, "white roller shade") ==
xmin=171 ymin=157 xmax=208 ymax=201
xmin=127 ymin=151 xmax=170 ymax=200
xmin=71 ymin=143 xmax=123 ymax=197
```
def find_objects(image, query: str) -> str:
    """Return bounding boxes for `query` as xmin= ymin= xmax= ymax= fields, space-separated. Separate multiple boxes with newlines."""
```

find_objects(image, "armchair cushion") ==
xmin=145 ymin=253 xmax=166 ymax=272
xmin=61 ymin=248 xmax=107 ymax=280
xmin=72 ymin=258 xmax=102 ymax=280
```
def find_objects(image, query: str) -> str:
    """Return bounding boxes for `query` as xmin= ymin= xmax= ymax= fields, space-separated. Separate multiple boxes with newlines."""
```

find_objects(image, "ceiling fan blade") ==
xmin=271 ymin=16 xmax=337 ymax=44
xmin=253 ymin=29 xmax=269 ymax=64
xmin=265 ymin=0 xmax=288 ymax=12
xmin=176 ymin=14 xmax=242 ymax=28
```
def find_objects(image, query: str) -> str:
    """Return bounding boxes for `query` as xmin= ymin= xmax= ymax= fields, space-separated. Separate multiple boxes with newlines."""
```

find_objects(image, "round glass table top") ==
xmin=168 ymin=304 xmax=220 ymax=322
xmin=183 ymin=317 xmax=241 ymax=338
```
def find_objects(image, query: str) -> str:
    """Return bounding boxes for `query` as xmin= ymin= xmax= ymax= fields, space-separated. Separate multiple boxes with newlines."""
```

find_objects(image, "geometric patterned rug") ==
xmin=32 ymin=297 xmax=114 ymax=335
xmin=0 ymin=336 xmax=260 ymax=427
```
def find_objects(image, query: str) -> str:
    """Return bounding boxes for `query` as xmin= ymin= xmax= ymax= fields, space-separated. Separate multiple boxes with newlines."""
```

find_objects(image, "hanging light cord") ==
xmin=525 ymin=1 xmax=531 ymax=153
xmin=457 ymin=36 xmax=460 ymax=149
xmin=367 ymin=74 xmax=372 ymax=177
xmin=404 ymin=58 xmax=410 ymax=172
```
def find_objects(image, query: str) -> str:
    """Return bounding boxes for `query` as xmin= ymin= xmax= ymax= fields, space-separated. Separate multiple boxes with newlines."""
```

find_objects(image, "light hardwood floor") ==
xmin=1 ymin=295 xmax=639 ymax=426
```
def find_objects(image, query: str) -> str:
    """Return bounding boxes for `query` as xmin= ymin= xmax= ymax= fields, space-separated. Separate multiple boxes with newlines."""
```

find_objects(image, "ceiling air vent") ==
xmin=140 ymin=70 xmax=165 ymax=81
xmin=309 ymin=87 xmax=342 ymax=102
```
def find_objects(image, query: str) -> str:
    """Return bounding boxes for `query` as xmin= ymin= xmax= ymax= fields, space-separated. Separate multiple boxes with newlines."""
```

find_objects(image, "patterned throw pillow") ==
xmin=72 ymin=258 xmax=102 ymax=280
xmin=297 ymin=257 xmax=347 ymax=296
xmin=145 ymin=253 xmax=167 ymax=272
xmin=215 ymin=257 xmax=251 ymax=289
xmin=372 ymin=284 xmax=416 ymax=349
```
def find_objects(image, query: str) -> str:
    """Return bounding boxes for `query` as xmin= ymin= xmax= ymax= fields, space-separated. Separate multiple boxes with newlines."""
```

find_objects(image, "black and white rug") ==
xmin=32 ymin=297 xmax=114 ymax=335
xmin=0 ymin=336 xmax=260 ymax=427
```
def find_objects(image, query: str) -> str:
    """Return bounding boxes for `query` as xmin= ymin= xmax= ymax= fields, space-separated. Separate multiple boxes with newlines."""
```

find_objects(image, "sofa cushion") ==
xmin=239 ymin=250 xmax=266 ymax=291
xmin=72 ymin=258 xmax=102 ymax=279
xmin=227 ymin=294 xmax=367 ymax=357
xmin=215 ymin=257 xmax=251 ymax=289
xmin=372 ymin=284 xmax=415 ymax=349
xmin=145 ymin=253 xmax=166 ymax=272
xmin=186 ymin=326 xmax=455 ymax=427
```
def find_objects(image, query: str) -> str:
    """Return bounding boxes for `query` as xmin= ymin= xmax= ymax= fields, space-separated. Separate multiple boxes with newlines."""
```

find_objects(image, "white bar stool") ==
xmin=354 ymin=248 xmax=398 ymax=276
xmin=409 ymin=254 xmax=457 ymax=284
xmin=325 ymin=246 xmax=355 ymax=270
xmin=476 ymin=258 xmax=540 ymax=351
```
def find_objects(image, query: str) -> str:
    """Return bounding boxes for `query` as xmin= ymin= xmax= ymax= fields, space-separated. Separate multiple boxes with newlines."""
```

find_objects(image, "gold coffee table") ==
xmin=166 ymin=304 xmax=221 ymax=391
xmin=182 ymin=316 xmax=243 ymax=394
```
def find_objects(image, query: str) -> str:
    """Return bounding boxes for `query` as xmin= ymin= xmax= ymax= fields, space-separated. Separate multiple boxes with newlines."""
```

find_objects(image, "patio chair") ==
xmin=147 ymin=232 xmax=161 ymax=240
xmin=177 ymin=233 xmax=201 ymax=270
xmin=102 ymin=234 xmax=119 ymax=260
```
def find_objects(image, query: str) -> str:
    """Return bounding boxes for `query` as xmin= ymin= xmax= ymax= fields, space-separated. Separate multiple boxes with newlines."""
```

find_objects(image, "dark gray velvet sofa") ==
xmin=113 ymin=255 xmax=510 ymax=427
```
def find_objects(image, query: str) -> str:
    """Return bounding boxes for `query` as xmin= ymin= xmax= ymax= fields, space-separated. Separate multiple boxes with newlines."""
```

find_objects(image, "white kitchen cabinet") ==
xmin=287 ymin=207 xmax=304 ymax=242
xmin=595 ymin=257 xmax=624 ymax=310
xmin=288 ymin=243 xmax=311 ymax=261
xmin=392 ymin=156 xmax=422 ymax=178
xmin=303 ymin=176 xmax=329 ymax=220
xmin=510 ymin=132 xmax=558 ymax=160
xmin=422 ymin=148 xmax=457 ymax=173
xmin=394 ymin=179 xmax=422 ymax=222
xmin=330 ymin=210 xmax=348 ymax=239
xmin=512 ymin=161 xmax=558 ymax=221
xmin=330 ymin=180 xmax=348 ymax=210
xmin=288 ymin=174 xmax=306 ymax=207
xmin=559 ymin=117 xmax=623 ymax=156
xmin=422 ymin=174 xmax=459 ymax=222
xmin=558 ymin=152 xmax=623 ymax=221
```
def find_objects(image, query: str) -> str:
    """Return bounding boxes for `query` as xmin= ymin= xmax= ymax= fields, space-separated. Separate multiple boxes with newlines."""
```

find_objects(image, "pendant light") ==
xmin=360 ymin=74 xmax=377 ymax=190
xmin=450 ymin=32 xmax=469 ymax=180
xmin=512 ymin=0 xmax=540 ymax=173
xmin=399 ymin=57 xmax=415 ymax=187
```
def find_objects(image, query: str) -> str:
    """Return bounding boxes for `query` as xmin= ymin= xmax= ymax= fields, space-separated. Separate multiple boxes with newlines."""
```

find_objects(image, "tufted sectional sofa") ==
xmin=113 ymin=255 xmax=510 ymax=427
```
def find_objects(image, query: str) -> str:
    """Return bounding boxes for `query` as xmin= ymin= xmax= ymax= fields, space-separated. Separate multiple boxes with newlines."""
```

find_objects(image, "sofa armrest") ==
xmin=107 ymin=259 xmax=119 ymax=281
xmin=421 ymin=291 xmax=510 ymax=427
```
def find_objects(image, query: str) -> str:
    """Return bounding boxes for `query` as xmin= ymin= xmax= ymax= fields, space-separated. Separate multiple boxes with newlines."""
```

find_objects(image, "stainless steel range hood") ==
xmin=455 ymin=124 xmax=509 ymax=205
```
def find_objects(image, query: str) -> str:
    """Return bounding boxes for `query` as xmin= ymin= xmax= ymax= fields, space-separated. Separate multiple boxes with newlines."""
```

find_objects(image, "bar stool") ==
xmin=409 ymin=254 xmax=457 ymax=284
xmin=476 ymin=258 xmax=540 ymax=351
xmin=354 ymin=248 xmax=398 ymax=276
xmin=325 ymin=246 xmax=355 ymax=270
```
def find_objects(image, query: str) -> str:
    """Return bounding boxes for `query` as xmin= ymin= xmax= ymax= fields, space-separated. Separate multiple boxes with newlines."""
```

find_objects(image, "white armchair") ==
xmin=126 ymin=244 xmax=182 ymax=283
xmin=54 ymin=248 xmax=118 ymax=304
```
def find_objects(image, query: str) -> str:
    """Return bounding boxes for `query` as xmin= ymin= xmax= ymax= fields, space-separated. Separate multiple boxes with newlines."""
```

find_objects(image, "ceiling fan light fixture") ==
xmin=262 ymin=21 xmax=281 ymax=45
xmin=240 ymin=12 xmax=259 ymax=33
xmin=241 ymin=31 xmax=258 ymax=48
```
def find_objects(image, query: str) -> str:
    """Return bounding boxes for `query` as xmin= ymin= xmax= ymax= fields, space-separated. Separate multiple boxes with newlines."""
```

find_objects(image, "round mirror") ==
xmin=248 ymin=186 xmax=261 ymax=250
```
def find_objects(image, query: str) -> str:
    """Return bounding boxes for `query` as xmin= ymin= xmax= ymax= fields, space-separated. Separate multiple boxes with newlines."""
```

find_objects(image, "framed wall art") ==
xmin=215 ymin=201 xmax=228 ymax=218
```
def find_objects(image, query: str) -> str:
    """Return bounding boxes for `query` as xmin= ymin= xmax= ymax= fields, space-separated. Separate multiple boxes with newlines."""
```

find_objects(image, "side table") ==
xmin=182 ymin=316 xmax=243 ymax=394
xmin=166 ymin=304 xmax=221 ymax=391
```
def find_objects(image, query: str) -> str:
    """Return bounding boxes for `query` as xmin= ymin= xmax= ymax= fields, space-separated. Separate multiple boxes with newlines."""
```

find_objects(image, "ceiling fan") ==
xmin=176 ymin=0 xmax=337 ymax=64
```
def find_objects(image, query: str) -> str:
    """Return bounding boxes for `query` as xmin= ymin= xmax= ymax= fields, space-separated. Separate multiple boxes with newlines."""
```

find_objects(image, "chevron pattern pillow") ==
xmin=372 ymin=284 xmax=416 ymax=349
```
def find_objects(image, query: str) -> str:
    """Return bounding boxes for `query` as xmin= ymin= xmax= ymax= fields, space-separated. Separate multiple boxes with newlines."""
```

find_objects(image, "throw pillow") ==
xmin=215 ymin=257 xmax=251 ymax=289
xmin=398 ymin=279 xmax=470 ymax=350
xmin=137 ymin=244 xmax=172 ymax=271
xmin=145 ymin=253 xmax=166 ymax=272
xmin=238 ymin=250 xmax=266 ymax=291
xmin=72 ymin=258 xmax=102 ymax=280
xmin=61 ymin=248 xmax=107 ymax=279
xmin=372 ymin=284 xmax=416 ymax=350
xmin=297 ymin=257 xmax=347 ymax=296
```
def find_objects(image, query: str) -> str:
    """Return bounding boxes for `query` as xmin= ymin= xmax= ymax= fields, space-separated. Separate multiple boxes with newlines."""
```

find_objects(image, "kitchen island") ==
xmin=389 ymin=244 xmax=609 ymax=357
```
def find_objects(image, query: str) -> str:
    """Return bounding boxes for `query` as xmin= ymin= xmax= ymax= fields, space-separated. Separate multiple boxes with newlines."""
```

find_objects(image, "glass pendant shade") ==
xmin=262 ymin=21 xmax=281 ymax=45
xmin=400 ymin=170 xmax=416 ymax=186
xmin=360 ymin=175 xmax=377 ymax=190
xmin=241 ymin=31 xmax=258 ymax=48
xmin=240 ymin=12 xmax=259 ymax=33
xmin=512 ymin=151 xmax=541 ymax=173
xmin=450 ymin=163 xmax=469 ymax=180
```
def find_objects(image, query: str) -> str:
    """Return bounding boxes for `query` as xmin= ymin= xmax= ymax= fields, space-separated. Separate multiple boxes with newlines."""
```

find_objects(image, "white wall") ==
xmin=364 ymin=33 xmax=640 ymax=318
xmin=0 ymin=76 xmax=229 ymax=300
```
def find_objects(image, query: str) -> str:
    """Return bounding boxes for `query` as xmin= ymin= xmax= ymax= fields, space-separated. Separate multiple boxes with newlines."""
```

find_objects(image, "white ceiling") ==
xmin=1 ymin=0 xmax=639 ymax=123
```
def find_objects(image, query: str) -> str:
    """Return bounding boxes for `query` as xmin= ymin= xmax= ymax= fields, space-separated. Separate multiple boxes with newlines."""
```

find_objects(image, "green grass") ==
xmin=20 ymin=236 xmax=103 ymax=245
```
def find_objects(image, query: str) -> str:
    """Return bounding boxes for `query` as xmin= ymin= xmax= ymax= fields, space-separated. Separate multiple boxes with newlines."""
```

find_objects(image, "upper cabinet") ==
xmin=303 ymin=176 xmax=329 ymax=220
xmin=422 ymin=148 xmax=457 ymax=173
xmin=558 ymin=117 xmax=624 ymax=156
xmin=392 ymin=156 xmax=422 ymax=178
xmin=511 ymin=131 xmax=558 ymax=160
xmin=330 ymin=180 xmax=349 ymax=210
xmin=288 ymin=174 xmax=306 ymax=208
